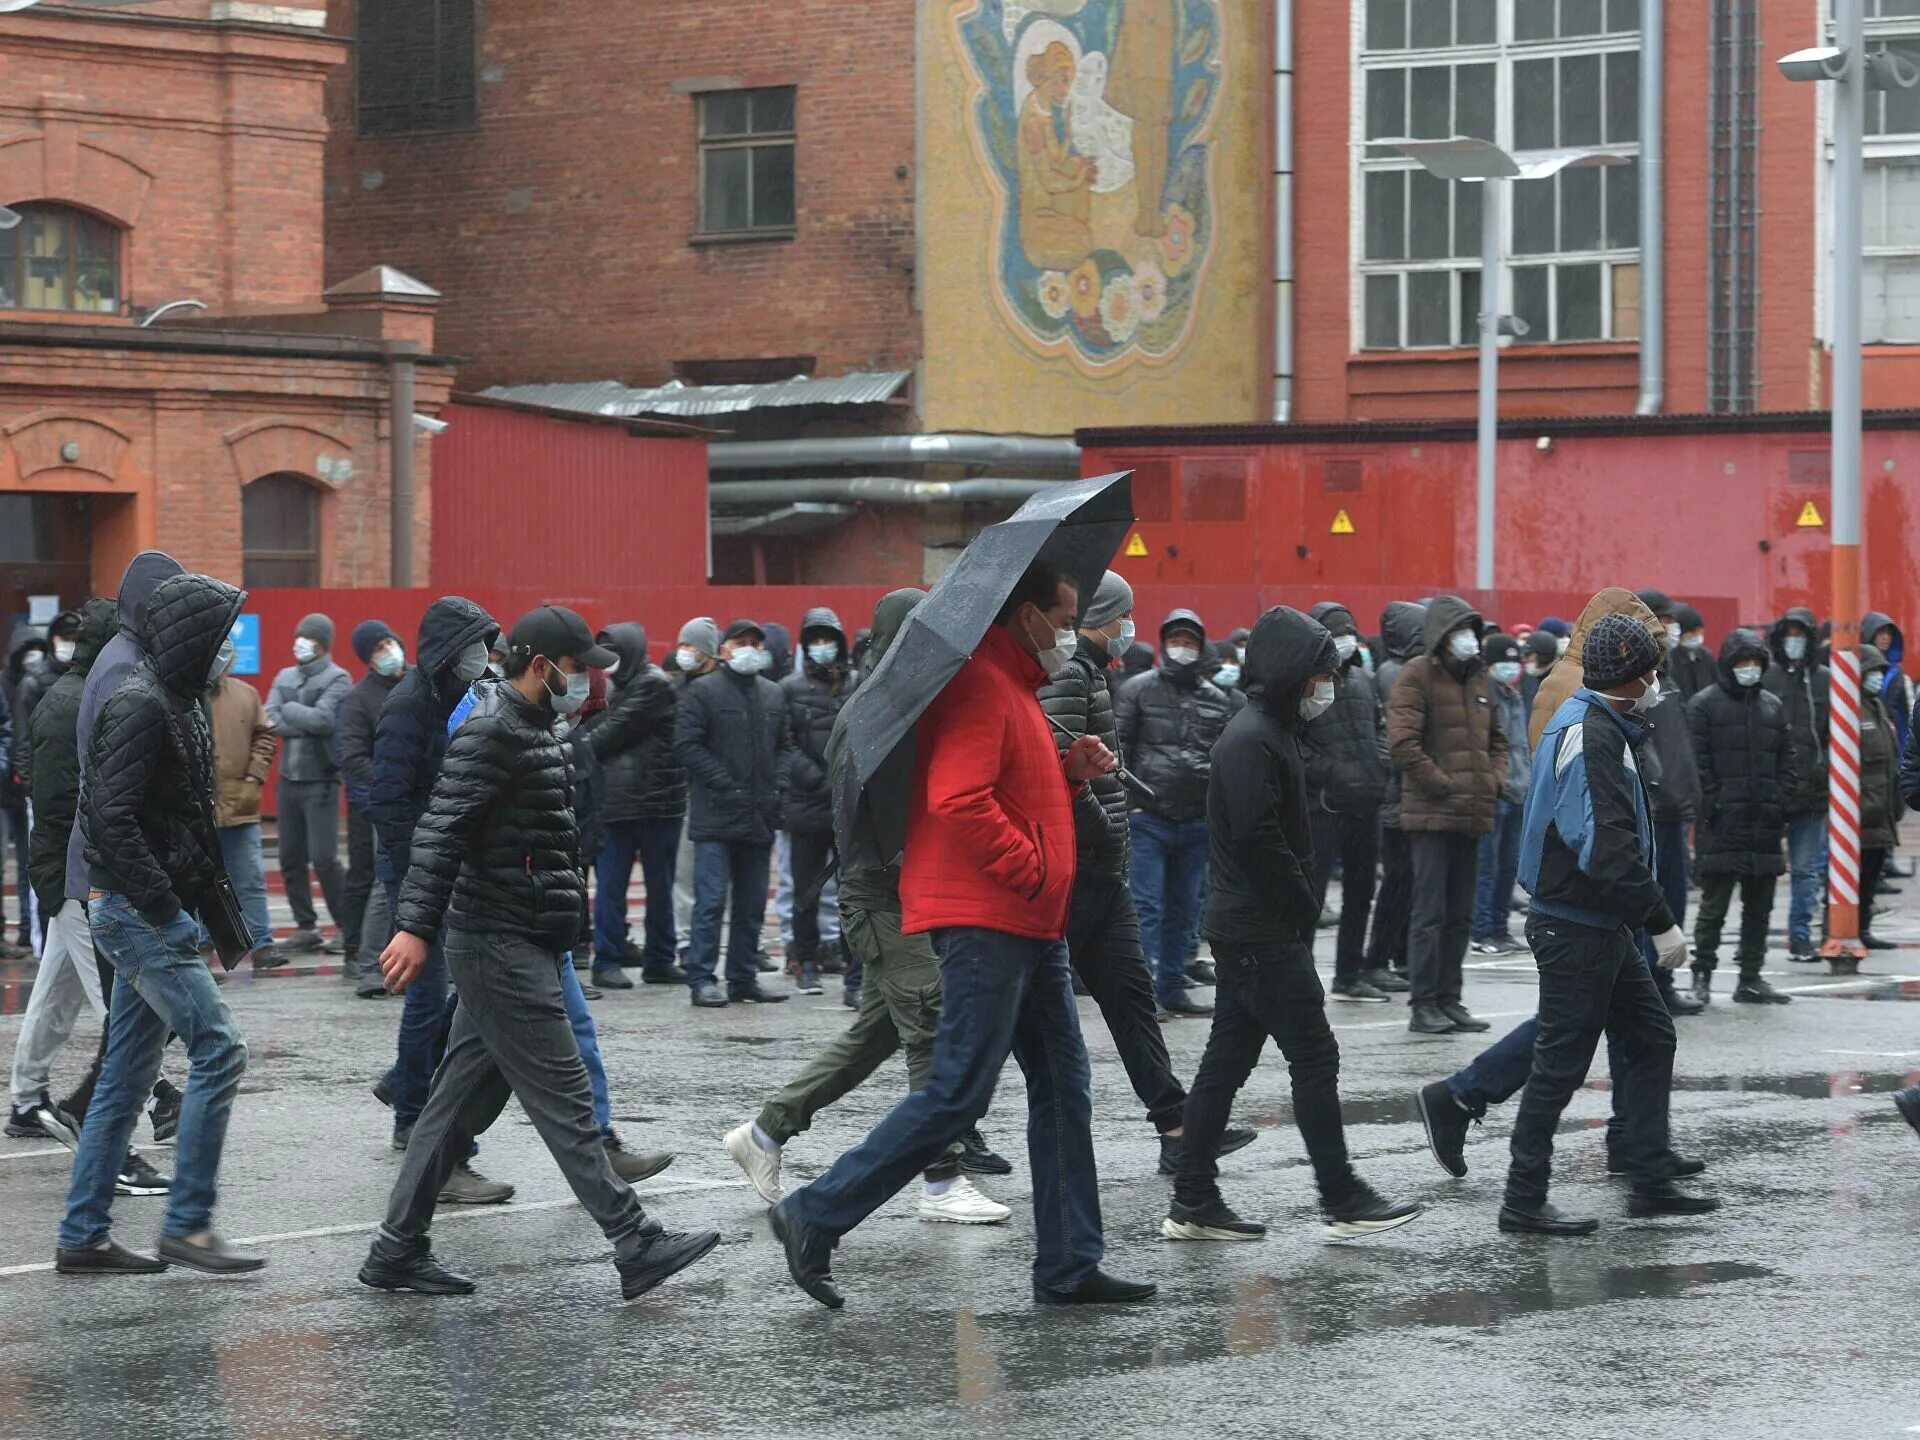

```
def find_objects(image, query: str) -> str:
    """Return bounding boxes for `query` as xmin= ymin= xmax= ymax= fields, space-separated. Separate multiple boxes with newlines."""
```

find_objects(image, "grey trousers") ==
xmin=350 ymin=835 xmax=393 ymax=990
xmin=375 ymin=930 xmax=647 ymax=1252
xmin=277 ymin=777 xmax=344 ymax=933
xmin=10 ymin=900 xmax=106 ymax=1104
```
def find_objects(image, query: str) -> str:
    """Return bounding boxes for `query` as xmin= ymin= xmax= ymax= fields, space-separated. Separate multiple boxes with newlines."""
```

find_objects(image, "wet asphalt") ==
xmin=2 ymin=879 xmax=1919 ymax=1440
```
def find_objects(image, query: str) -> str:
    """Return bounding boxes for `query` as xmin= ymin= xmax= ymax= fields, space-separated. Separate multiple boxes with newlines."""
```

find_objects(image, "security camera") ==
xmin=412 ymin=413 xmax=449 ymax=435
xmin=1536 ymin=436 xmax=1555 ymax=453
xmin=1778 ymin=46 xmax=1848 ymax=83
xmin=1868 ymin=49 xmax=1920 ymax=92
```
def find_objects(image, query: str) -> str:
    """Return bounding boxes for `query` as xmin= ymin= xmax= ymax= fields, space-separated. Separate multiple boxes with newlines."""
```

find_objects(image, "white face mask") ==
xmin=727 ymin=646 xmax=763 ymax=675
xmin=1555 ymin=635 xmax=1570 ymax=656
xmin=1163 ymin=644 xmax=1201 ymax=667
xmin=1333 ymin=634 xmax=1359 ymax=661
xmin=293 ymin=637 xmax=320 ymax=663
xmin=372 ymin=643 xmax=405 ymax=678
xmin=1491 ymin=660 xmax=1522 ymax=685
xmin=1215 ymin=663 xmax=1241 ymax=688
xmin=1665 ymin=622 xmax=1682 ymax=648
xmin=53 ymin=638 xmax=76 ymax=665
xmin=1104 ymin=619 xmax=1136 ymax=660
xmin=1783 ymin=634 xmax=1809 ymax=662
xmin=1680 ymin=632 xmax=1704 ymax=650
xmin=546 ymin=663 xmax=591 ymax=716
xmin=676 ymin=646 xmax=703 ymax=673
xmin=806 ymin=642 xmax=840 ymax=667
xmin=1298 ymin=679 xmax=1335 ymax=722
xmin=210 ymin=638 xmax=237 ymax=683
xmin=1733 ymin=663 xmax=1763 ymax=688
xmin=1628 ymin=673 xmax=1661 ymax=716
xmin=1447 ymin=629 xmax=1480 ymax=662
xmin=451 ymin=641 xmax=490 ymax=684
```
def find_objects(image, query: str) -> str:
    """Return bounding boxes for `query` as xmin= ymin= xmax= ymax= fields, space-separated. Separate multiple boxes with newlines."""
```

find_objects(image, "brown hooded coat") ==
xmin=1527 ymin=588 xmax=1668 ymax=751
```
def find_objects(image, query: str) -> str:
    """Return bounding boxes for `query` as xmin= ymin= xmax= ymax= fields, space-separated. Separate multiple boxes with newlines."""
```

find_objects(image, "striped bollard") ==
xmin=1824 ymin=640 xmax=1867 ymax=967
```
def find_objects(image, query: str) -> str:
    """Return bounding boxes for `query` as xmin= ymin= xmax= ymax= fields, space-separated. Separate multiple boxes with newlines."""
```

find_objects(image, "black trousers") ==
xmin=1406 ymin=831 xmax=1479 ymax=1006
xmin=340 ymin=803 xmax=376 ymax=966
xmin=1366 ymin=824 xmax=1412 ymax=972
xmin=1309 ymin=810 xmax=1380 ymax=985
xmin=1506 ymin=917 xmax=1675 ymax=1205
xmin=1175 ymin=942 xmax=1356 ymax=1208
xmin=1693 ymin=873 xmax=1777 ymax=975
xmin=1863 ymin=847 xmax=1890 ymax=936
xmin=787 ymin=827 xmax=835 ymax=971
xmin=1065 ymin=876 xmax=1187 ymax=1133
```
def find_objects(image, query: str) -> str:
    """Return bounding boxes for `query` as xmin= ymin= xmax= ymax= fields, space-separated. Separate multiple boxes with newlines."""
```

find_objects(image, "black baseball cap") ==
xmin=506 ymin=605 xmax=617 ymax=669
xmin=723 ymin=618 xmax=766 ymax=644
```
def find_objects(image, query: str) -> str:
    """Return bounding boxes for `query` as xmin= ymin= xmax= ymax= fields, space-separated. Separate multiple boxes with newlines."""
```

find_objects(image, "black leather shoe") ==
xmin=1499 ymin=1200 xmax=1599 ymax=1236
xmin=1362 ymin=967 xmax=1412 ymax=993
xmin=55 ymin=1239 xmax=167 ymax=1275
xmin=1438 ymin=1001 xmax=1490 ymax=1032
xmin=1691 ymin=969 xmax=1713 ymax=1003
xmin=592 ymin=967 xmax=634 ymax=990
xmin=1663 ymin=986 xmax=1706 ymax=1016
xmin=641 ymin=965 xmax=688 ymax=985
xmin=1416 ymin=1080 xmax=1472 ymax=1178
xmin=157 ymin=1232 xmax=266 ymax=1274
xmin=1157 ymin=1126 xmax=1256 ymax=1176
xmin=1034 ymin=1268 xmax=1156 ymax=1305
xmin=616 ymin=1228 xmax=720 ymax=1301
xmin=1185 ymin=961 xmax=1217 ymax=986
xmin=358 ymin=1240 xmax=476 ymax=1295
xmin=728 ymin=981 xmax=789 ymax=1004
xmin=1159 ymin=992 xmax=1214 ymax=1018
xmin=958 ymin=1127 xmax=1012 ymax=1176
xmin=1733 ymin=976 xmax=1791 ymax=1004
xmin=1627 ymin=1182 xmax=1721 ymax=1217
xmin=1862 ymin=934 xmax=1898 ymax=951
xmin=768 ymin=1199 xmax=842 ymax=1309
xmin=1408 ymin=1002 xmax=1454 ymax=1034
xmin=1607 ymin=1150 xmax=1708 ymax=1180
xmin=690 ymin=983 xmax=728 ymax=1008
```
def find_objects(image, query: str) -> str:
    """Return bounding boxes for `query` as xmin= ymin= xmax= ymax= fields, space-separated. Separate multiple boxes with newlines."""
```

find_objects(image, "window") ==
xmin=242 ymin=474 xmax=320 ymax=588
xmin=1357 ymin=0 xmax=1641 ymax=349
xmin=0 ymin=205 xmax=121 ymax=314
xmin=1854 ymin=20 xmax=1920 ymax=340
xmin=357 ymin=0 xmax=477 ymax=137
xmin=697 ymin=87 xmax=797 ymax=237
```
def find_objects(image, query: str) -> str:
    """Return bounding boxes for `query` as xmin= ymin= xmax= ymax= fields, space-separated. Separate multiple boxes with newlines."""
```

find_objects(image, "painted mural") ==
xmin=955 ymin=0 xmax=1224 ymax=370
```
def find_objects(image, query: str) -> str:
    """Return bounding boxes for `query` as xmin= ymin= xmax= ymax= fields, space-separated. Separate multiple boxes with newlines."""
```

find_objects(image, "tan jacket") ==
xmin=210 ymin=677 xmax=276 ymax=828
xmin=1527 ymin=589 xmax=1667 ymax=751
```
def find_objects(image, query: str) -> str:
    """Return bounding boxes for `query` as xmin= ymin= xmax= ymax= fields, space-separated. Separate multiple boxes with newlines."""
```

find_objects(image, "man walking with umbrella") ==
xmin=769 ymin=551 xmax=1153 ymax=1309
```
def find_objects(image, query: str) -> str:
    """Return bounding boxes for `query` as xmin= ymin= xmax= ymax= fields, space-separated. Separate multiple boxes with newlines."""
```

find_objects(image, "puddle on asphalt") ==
xmin=717 ymin=1035 xmax=781 ymax=1046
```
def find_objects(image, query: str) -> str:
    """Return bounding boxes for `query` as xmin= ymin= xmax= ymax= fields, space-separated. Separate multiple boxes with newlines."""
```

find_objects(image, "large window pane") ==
xmin=1457 ymin=63 xmax=1496 ymax=140
xmin=1409 ymin=168 xmax=1451 ymax=259
xmin=1365 ymin=274 xmax=1402 ymax=347
xmin=1516 ymin=0 xmax=1555 ymax=40
xmin=702 ymin=147 xmax=750 ymax=232
xmin=1454 ymin=178 xmax=1484 ymax=258
xmin=1612 ymin=262 xmax=1641 ymax=339
xmin=753 ymin=145 xmax=795 ymax=228
xmin=1559 ymin=54 xmax=1602 ymax=146
xmin=1606 ymin=159 xmax=1641 ymax=247
xmin=1883 ymin=259 xmax=1920 ymax=340
xmin=1605 ymin=51 xmax=1639 ymax=142
xmin=703 ymin=91 xmax=751 ymax=137
xmin=1607 ymin=0 xmax=1640 ymax=29
xmin=751 ymin=87 xmax=796 ymax=134
xmin=1410 ymin=66 xmax=1451 ymax=137
xmin=1515 ymin=60 xmax=1556 ymax=149
xmin=1367 ymin=69 xmax=1406 ymax=140
xmin=1885 ymin=61 xmax=1920 ymax=136
xmin=1410 ymin=0 xmax=1451 ymax=47
xmin=1365 ymin=171 xmax=1407 ymax=260
xmin=1458 ymin=0 xmax=1496 ymax=44
xmin=1887 ymin=162 xmax=1920 ymax=244
xmin=1513 ymin=265 xmax=1551 ymax=338
xmin=1513 ymin=175 xmax=1557 ymax=254
xmin=1562 ymin=0 xmax=1603 ymax=36
xmin=1407 ymin=270 xmax=1453 ymax=346
xmin=1366 ymin=0 xmax=1407 ymax=50
xmin=1458 ymin=267 xmax=1483 ymax=345
xmin=1560 ymin=163 xmax=1602 ymax=251
xmin=1557 ymin=262 xmax=1603 ymax=339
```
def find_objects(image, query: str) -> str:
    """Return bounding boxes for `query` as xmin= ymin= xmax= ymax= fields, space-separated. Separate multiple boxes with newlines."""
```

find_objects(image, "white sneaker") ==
xmin=725 ymin=1122 xmax=784 ymax=1206
xmin=917 ymin=1175 xmax=1011 ymax=1225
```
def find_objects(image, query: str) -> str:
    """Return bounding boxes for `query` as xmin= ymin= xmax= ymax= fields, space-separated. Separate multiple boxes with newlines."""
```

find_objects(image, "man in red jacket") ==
xmin=769 ymin=558 xmax=1155 ymax=1309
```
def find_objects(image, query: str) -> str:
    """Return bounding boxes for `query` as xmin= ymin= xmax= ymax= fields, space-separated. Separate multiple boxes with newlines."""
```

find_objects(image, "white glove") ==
xmin=1650 ymin=926 xmax=1690 ymax=971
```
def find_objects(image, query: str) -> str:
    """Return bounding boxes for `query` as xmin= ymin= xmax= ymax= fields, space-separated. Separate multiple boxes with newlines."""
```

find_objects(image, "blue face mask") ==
xmin=1866 ymin=669 xmax=1887 ymax=696
xmin=1214 ymin=663 xmax=1241 ymax=688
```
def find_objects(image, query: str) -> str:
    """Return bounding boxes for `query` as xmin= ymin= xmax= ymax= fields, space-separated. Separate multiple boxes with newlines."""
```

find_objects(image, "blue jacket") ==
xmin=1491 ymin=677 xmax=1533 ymax=805
xmin=1519 ymin=689 xmax=1675 ymax=934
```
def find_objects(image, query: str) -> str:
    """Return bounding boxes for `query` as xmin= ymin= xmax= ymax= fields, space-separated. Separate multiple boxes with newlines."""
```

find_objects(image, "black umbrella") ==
xmin=833 ymin=471 xmax=1134 ymax=856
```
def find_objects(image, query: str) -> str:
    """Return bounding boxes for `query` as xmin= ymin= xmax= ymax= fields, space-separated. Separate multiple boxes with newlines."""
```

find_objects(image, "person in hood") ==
xmin=780 ymin=608 xmax=862 ymax=995
xmin=1165 ymin=605 xmax=1421 ymax=1245
xmin=1471 ymin=633 xmax=1534 ymax=957
xmin=728 ymin=589 xmax=1013 ymax=1226
xmin=1529 ymin=589 xmax=1666 ymax=751
xmin=1385 ymin=595 xmax=1508 ymax=1034
xmin=58 ymin=572 xmax=262 ymax=1277
xmin=1301 ymin=600 xmax=1401 ymax=1003
xmin=1762 ymin=606 xmax=1831 ymax=960
xmin=1857 ymin=645 xmax=1906 ymax=957
xmin=767 ymin=558 xmax=1148 ymax=1311
xmin=1420 ymin=612 xmax=1714 ymax=1237
xmin=335 ymin=619 xmax=404 ymax=994
xmin=1364 ymin=601 xmax=1427 ymax=982
xmin=264 ymin=613 xmax=351 ymax=954
xmin=1207 ymin=639 xmax=1247 ymax=712
xmin=1117 ymin=609 xmax=1233 ymax=1017
xmin=206 ymin=645 xmax=279 ymax=971
xmin=668 ymin=617 xmax=722 ymax=949
xmin=1670 ymin=603 xmax=1717 ymax=703
xmin=587 ymin=622 xmax=687 ymax=990
xmin=1636 ymin=589 xmax=1680 ymax=653
xmin=364 ymin=605 xmax=719 ymax=1302
xmin=1864 ymin=610 xmax=1912 ymax=754
xmin=8 ymin=612 xmax=77 ymax=871
xmin=1519 ymin=630 xmax=1558 ymax=713
xmin=1633 ymin=620 xmax=1705 ymax=1016
xmin=1686 ymin=629 xmax=1796 ymax=1003
xmin=1 ymin=622 xmax=48 ymax=954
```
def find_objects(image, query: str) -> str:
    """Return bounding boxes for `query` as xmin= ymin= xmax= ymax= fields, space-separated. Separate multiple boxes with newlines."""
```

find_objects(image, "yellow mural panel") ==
xmin=920 ymin=0 xmax=1264 ymax=435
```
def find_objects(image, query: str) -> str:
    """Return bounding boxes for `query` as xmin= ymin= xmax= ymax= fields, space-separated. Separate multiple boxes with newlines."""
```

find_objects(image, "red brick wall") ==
xmin=322 ymin=0 xmax=920 ymax=392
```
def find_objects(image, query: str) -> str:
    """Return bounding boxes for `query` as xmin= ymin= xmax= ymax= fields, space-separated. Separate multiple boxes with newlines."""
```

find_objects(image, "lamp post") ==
xmin=1380 ymin=138 xmax=1626 ymax=592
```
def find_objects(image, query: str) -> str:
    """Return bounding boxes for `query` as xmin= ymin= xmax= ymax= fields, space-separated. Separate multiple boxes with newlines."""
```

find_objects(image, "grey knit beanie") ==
xmin=1081 ymin=570 xmax=1135 ymax=629
xmin=296 ymin=612 xmax=334 ymax=649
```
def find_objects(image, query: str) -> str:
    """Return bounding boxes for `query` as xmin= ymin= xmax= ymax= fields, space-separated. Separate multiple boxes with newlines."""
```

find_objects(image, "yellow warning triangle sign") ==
xmin=1797 ymin=500 xmax=1824 ymax=528
xmin=1330 ymin=509 xmax=1356 ymax=535
xmin=1125 ymin=532 xmax=1149 ymax=557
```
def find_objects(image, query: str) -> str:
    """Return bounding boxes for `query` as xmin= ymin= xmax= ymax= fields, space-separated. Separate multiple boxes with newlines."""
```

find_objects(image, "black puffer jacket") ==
xmin=675 ymin=665 xmax=792 ymax=844
xmin=1687 ymin=630 xmax=1796 ymax=877
xmin=1669 ymin=604 xmax=1718 ymax=703
xmin=1115 ymin=609 xmax=1232 ymax=822
xmin=1038 ymin=631 xmax=1129 ymax=883
xmin=26 ymin=598 xmax=114 ymax=919
xmin=1374 ymin=601 xmax=1428 ymax=827
xmin=590 ymin=622 xmax=685 ymax=823
xmin=1643 ymin=647 xmax=1702 ymax=824
xmin=8 ymin=620 xmax=63 ymax=795
xmin=335 ymin=668 xmax=402 ymax=811
xmin=779 ymin=607 xmax=860 ymax=836
xmin=2 ymin=624 xmax=45 ymax=803
xmin=1761 ymin=606 xmax=1831 ymax=815
xmin=1300 ymin=601 xmax=1389 ymax=814
xmin=82 ymin=575 xmax=245 ymax=925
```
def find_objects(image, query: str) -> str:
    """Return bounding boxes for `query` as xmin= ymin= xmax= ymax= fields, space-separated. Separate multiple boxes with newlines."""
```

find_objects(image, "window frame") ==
xmin=355 ymin=0 xmax=479 ymax=140
xmin=694 ymin=86 xmax=799 ymax=241
xmin=0 ymin=203 xmax=124 ymax=317
xmin=241 ymin=473 xmax=323 ymax=590
xmin=1352 ymin=0 xmax=1642 ymax=352
xmin=1827 ymin=14 xmax=1920 ymax=343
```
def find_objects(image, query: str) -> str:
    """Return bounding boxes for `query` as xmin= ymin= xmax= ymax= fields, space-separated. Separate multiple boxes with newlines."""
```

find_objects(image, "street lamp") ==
xmin=1379 ymin=137 xmax=1626 ymax=591
xmin=1777 ymin=11 xmax=1920 ymax=964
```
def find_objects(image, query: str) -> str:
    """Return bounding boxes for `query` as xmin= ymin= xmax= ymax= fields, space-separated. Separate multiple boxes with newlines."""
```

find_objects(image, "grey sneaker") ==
xmin=437 ymin=1163 xmax=514 ymax=1206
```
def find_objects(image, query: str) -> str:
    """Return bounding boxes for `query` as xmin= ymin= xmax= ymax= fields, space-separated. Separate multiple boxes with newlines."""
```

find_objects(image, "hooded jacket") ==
xmin=1385 ymin=595 xmax=1507 ymax=836
xmin=780 ymin=606 xmax=861 ymax=836
xmin=1115 ymin=609 xmax=1232 ymax=822
xmin=1642 ymin=640 xmax=1701 ymax=825
xmin=369 ymin=596 xmax=500 ymax=886
xmin=1761 ymin=606 xmax=1831 ymax=815
xmin=675 ymin=653 xmax=793 ymax=844
xmin=1375 ymin=601 xmax=1427 ymax=827
xmin=66 ymin=549 xmax=184 ymax=903
xmin=26 ymin=598 xmax=114 ymax=919
xmin=210 ymin=675 xmax=277 ymax=828
xmin=8 ymin=618 xmax=63 ymax=797
xmin=1037 ymin=629 xmax=1130 ymax=884
xmin=589 ymin=622 xmax=686 ymax=823
xmin=1528 ymin=588 xmax=1667 ymax=751
xmin=1686 ymin=630 xmax=1795 ymax=877
xmin=1860 ymin=646 xmax=1906 ymax=850
xmin=266 ymin=645 xmax=351 ymax=783
xmin=1862 ymin=609 xmax=1912 ymax=759
xmin=1 ymin=624 xmax=46 ymax=801
xmin=82 ymin=574 xmax=246 ymax=925
xmin=1203 ymin=606 xmax=1336 ymax=952
xmin=1670 ymin=603 xmax=1718 ymax=704
xmin=334 ymin=665 xmax=401 ymax=811
xmin=829 ymin=589 xmax=923 ymax=894
xmin=763 ymin=622 xmax=794 ymax=683
xmin=1299 ymin=601 xmax=1390 ymax=814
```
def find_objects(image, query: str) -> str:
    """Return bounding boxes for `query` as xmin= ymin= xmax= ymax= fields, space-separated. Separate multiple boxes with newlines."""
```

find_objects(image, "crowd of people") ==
xmin=3 ymin=545 xmax=1919 ymax=1302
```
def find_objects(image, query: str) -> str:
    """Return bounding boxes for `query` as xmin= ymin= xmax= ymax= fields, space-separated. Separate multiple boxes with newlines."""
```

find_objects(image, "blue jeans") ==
xmin=592 ymin=816 xmax=682 ymax=972
xmin=557 ymin=954 xmax=612 ymax=1137
xmin=1787 ymin=812 xmax=1828 ymax=945
xmin=382 ymin=876 xmax=455 ymax=1130
xmin=686 ymin=839 xmax=771 ymax=990
xmin=788 ymin=926 xmax=1103 ymax=1291
xmin=61 ymin=892 xmax=248 ymax=1248
xmin=1128 ymin=812 xmax=1210 ymax=1005
xmin=1473 ymin=801 xmax=1523 ymax=941
xmin=219 ymin=824 xmax=273 ymax=949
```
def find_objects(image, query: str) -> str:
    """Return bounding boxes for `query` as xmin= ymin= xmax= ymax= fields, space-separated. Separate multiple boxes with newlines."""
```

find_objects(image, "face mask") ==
xmin=676 ymin=646 xmax=703 ymax=673
xmin=53 ymin=638 xmax=76 ymax=665
xmin=1733 ymin=663 xmax=1762 ymax=688
xmin=484 ymin=661 xmax=505 ymax=681
xmin=1866 ymin=669 xmax=1888 ymax=696
xmin=1023 ymin=608 xmax=1075 ymax=673
xmin=1333 ymin=634 xmax=1359 ymax=661
xmin=1164 ymin=644 xmax=1201 ymax=667
xmin=293 ymin=637 xmax=319 ymax=663
xmin=1359 ymin=648 xmax=1375 ymax=675
xmin=1491 ymin=661 xmax=1521 ymax=686
xmin=1298 ymin=679 xmax=1335 ymax=722
xmin=1447 ymin=630 xmax=1480 ymax=662
xmin=1524 ymin=660 xmax=1548 ymax=677
xmin=1628 ymin=673 xmax=1661 ymax=716
xmin=1665 ymin=622 xmax=1682 ymax=648
xmin=727 ymin=647 xmax=763 ymax=675
xmin=1105 ymin=619 xmax=1136 ymax=661
xmin=1680 ymin=632 xmax=1704 ymax=650
xmin=452 ymin=641 xmax=490 ymax=684
xmin=210 ymin=638 xmax=237 ymax=683
xmin=372 ymin=644 xmax=405 ymax=678
xmin=1555 ymin=635 xmax=1570 ymax=656
xmin=752 ymin=647 xmax=775 ymax=673
xmin=22 ymin=650 xmax=46 ymax=674
xmin=542 ymin=662 xmax=590 ymax=716
xmin=806 ymin=642 xmax=840 ymax=667
xmin=1215 ymin=663 xmax=1241 ymax=688
xmin=1783 ymin=634 xmax=1808 ymax=662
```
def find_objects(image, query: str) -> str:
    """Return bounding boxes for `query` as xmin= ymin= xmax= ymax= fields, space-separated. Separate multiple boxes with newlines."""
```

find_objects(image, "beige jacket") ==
xmin=1527 ymin=588 xmax=1667 ymax=751
xmin=210 ymin=677 xmax=277 ymax=828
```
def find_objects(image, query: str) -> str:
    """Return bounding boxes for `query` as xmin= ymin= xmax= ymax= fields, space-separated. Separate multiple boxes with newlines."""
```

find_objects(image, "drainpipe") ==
xmin=707 ymin=434 xmax=1081 ymax=472
xmin=710 ymin=476 xmax=1060 ymax=505
xmin=1272 ymin=0 xmax=1294 ymax=422
xmin=1635 ymin=0 xmax=1665 ymax=415
xmin=389 ymin=350 xmax=416 ymax=586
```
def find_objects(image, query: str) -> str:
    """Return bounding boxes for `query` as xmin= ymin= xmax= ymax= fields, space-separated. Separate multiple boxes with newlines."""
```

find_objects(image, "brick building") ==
xmin=0 ymin=0 xmax=448 ymax=620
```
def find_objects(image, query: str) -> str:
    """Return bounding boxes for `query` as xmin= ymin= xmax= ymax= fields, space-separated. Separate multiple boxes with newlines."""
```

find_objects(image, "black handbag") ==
xmin=169 ymin=710 xmax=257 ymax=972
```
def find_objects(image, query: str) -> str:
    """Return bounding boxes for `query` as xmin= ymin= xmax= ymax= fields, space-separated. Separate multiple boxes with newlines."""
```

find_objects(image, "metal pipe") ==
xmin=1272 ymin=0 xmax=1294 ymax=422
xmin=710 ymin=476 xmax=1061 ymax=505
xmin=707 ymin=434 xmax=1081 ymax=473
xmin=389 ymin=355 xmax=416 ymax=586
xmin=1635 ymin=0 xmax=1665 ymax=415
xmin=1476 ymin=178 xmax=1500 ymax=591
